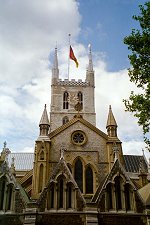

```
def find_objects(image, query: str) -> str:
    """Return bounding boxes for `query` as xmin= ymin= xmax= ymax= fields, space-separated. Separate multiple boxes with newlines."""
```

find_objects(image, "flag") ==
xmin=69 ymin=46 xmax=79 ymax=68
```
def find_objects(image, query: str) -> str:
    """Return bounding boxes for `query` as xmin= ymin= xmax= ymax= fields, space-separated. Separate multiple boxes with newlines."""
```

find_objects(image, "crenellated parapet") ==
xmin=56 ymin=78 xmax=90 ymax=87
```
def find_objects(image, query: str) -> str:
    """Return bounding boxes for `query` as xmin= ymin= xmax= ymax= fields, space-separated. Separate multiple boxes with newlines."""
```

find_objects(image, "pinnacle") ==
xmin=39 ymin=104 xmax=50 ymax=126
xmin=106 ymin=105 xmax=117 ymax=127
xmin=87 ymin=43 xmax=93 ymax=72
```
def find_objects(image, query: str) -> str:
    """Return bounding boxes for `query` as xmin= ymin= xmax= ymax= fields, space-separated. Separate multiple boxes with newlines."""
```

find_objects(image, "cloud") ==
xmin=0 ymin=0 xmax=81 ymax=151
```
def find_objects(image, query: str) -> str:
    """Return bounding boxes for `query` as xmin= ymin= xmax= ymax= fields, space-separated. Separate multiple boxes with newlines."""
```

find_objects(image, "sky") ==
xmin=0 ymin=0 xmax=149 ymax=160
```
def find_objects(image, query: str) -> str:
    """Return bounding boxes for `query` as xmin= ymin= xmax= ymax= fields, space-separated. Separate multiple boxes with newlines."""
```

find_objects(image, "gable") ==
xmin=49 ymin=116 xmax=108 ymax=139
xmin=50 ymin=120 xmax=108 ymax=163
xmin=37 ymin=157 xmax=86 ymax=212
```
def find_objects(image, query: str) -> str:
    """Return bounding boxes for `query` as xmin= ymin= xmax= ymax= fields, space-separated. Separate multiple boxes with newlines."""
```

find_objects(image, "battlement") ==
xmin=56 ymin=78 xmax=90 ymax=86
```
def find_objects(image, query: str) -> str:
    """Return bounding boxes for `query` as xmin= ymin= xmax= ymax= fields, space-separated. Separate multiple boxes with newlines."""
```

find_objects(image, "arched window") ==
xmin=67 ymin=183 xmax=72 ymax=209
xmin=38 ymin=164 xmax=44 ymax=193
xmin=63 ymin=91 xmax=69 ymax=109
xmin=6 ymin=184 xmax=13 ymax=211
xmin=62 ymin=116 xmax=69 ymax=125
xmin=74 ymin=159 xmax=83 ymax=192
xmin=106 ymin=183 xmax=113 ymax=210
xmin=124 ymin=183 xmax=131 ymax=211
xmin=40 ymin=151 xmax=44 ymax=160
xmin=78 ymin=92 xmax=83 ymax=109
xmin=0 ymin=177 xmax=6 ymax=210
xmin=85 ymin=166 xmax=93 ymax=194
xmin=50 ymin=184 xmax=54 ymax=209
xmin=114 ymin=176 xmax=122 ymax=210
xmin=58 ymin=177 xmax=64 ymax=208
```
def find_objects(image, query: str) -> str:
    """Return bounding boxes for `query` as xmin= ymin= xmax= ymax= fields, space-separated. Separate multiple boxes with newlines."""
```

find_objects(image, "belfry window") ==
xmin=85 ymin=166 xmax=93 ymax=194
xmin=74 ymin=159 xmax=83 ymax=192
xmin=62 ymin=116 xmax=69 ymax=125
xmin=78 ymin=91 xmax=83 ymax=108
xmin=63 ymin=91 xmax=69 ymax=109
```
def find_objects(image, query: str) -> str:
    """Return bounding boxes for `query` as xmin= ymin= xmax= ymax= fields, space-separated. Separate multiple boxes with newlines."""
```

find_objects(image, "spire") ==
xmin=52 ymin=47 xmax=59 ymax=81
xmin=39 ymin=104 xmax=50 ymax=136
xmin=86 ymin=44 xmax=94 ymax=86
xmin=87 ymin=44 xmax=93 ymax=72
xmin=106 ymin=105 xmax=117 ymax=137
xmin=39 ymin=104 xmax=49 ymax=125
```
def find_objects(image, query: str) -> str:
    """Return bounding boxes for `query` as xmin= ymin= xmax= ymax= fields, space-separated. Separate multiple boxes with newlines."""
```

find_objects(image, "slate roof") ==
xmin=8 ymin=153 xmax=34 ymax=170
xmin=6 ymin=153 xmax=148 ymax=174
xmin=123 ymin=155 xmax=148 ymax=173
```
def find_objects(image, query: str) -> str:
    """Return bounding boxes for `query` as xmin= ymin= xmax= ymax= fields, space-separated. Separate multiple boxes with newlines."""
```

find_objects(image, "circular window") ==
xmin=71 ymin=131 xmax=87 ymax=146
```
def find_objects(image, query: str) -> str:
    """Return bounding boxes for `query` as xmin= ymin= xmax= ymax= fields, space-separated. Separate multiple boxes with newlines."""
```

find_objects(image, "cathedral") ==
xmin=0 ymin=46 xmax=150 ymax=225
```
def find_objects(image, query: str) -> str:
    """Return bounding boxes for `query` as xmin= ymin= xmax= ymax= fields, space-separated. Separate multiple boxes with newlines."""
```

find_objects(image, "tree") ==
xmin=123 ymin=2 xmax=150 ymax=150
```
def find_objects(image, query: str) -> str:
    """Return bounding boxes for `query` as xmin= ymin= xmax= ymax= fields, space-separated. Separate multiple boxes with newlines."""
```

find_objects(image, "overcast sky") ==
xmin=0 ymin=0 xmax=149 ymax=160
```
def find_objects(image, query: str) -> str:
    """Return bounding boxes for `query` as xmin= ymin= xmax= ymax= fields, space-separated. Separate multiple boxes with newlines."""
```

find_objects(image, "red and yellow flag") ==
xmin=69 ymin=45 xmax=79 ymax=68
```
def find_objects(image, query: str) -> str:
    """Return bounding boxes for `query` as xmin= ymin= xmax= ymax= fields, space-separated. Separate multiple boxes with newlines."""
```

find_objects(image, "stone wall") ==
xmin=35 ymin=213 xmax=86 ymax=225
xmin=0 ymin=214 xmax=24 ymax=225
xmin=98 ymin=213 xmax=147 ymax=225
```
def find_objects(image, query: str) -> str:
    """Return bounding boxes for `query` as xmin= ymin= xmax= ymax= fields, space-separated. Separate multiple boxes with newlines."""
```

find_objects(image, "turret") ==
xmin=86 ymin=44 xmax=94 ymax=86
xmin=39 ymin=104 xmax=50 ymax=136
xmin=106 ymin=105 xmax=117 ymax=137
xmin=52 ymin=47 xmax=59 ymax=84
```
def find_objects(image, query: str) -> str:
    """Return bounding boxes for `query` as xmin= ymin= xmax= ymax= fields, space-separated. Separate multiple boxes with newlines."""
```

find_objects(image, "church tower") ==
xmin=32 ymin=105 xmax=51 ymax=199
xmin=50 ymin=45 xmax=96 ymax=131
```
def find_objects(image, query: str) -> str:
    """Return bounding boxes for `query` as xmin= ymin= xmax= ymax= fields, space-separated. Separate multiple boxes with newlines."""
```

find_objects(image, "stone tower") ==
xmin=50 ymin=45 xmax=96 ymax=131
xmin=32 ymin=104 xmax=51 ymax=199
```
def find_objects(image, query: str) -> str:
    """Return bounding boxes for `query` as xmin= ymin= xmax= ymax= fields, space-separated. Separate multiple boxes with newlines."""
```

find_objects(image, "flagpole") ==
xmin=68 ymin=34 xmax=71 ymax=80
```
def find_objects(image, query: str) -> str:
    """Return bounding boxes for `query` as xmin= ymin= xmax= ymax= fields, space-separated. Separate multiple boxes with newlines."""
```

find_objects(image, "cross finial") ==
xmin=112 ymin=142 xmax=119 ymax=161
xmin=3 ymin=141 xmax=7 ymax=149
xmin=60 ymin=146 xmax=65 ymax=159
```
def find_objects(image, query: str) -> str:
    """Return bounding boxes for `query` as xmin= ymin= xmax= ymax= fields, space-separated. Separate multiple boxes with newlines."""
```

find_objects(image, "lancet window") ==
xmin=47 ymin=176 xmax=76 ymax=210
xmin=124 ymin=183 xmax=131 ymax=211
xmin=114 ymin=176 xmax=122 ymax=210
xmin=38 ymin=164 xmax=44 ymax=193
xmin=0 ymin=177 xmax=6 ymax=210
xmin=74 ymin=159 xmax=83 ymax=192
xmin=106 ymin=183 xmax=113 ymax=210
xmin=85 ymin=166 xmax=93 ymax=194
xmin=0 ymin=177 xmax=14 ymax=211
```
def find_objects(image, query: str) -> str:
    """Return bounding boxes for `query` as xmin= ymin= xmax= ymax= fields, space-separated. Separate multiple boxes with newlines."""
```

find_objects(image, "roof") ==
xmin=138 ymin=183 xmax=150 ymax=206
xmin=8 ymin=153 xmax=34 ymax=170
xmin=123 ymin=155 xmax=148 ymax=173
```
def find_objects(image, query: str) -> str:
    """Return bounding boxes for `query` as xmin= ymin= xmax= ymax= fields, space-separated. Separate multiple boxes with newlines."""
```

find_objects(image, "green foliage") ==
xmin=123 ymin=2 xmax=150 ymax=150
